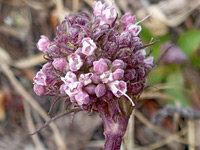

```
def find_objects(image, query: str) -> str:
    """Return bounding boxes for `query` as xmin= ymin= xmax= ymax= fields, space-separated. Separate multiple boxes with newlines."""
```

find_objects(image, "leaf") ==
xmin=147 ymin=66 xmax=165 ymax=85
xmin=164 ymin=69 xmax=189 ymax=106
xmin=177 ymin=30 xmax=200 ymax=58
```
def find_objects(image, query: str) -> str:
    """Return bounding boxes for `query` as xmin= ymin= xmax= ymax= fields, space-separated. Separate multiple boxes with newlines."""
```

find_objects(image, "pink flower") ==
xmin=63 ymin=81 xmax=82 ymax=98
xmin=82 ymin=37 xmax=97 ymax=56
xmin=52 ymin=58 xmax=69 ymax=71
xmin=111 ymin=59 xmax=125 ymax=71
xmin=144 ymin=56 xmax=154 ymax=66
xmin=112 ymin=69 xmax=124 ymax=80
xmin=79 ymin=73 xmax=93 ymax=86
xmin=108 ymin=80 xmax=127 ymax=98
xmin=33 ymin=70 xmax=47 ymax=86
xmin=100 ymin=4 xmax=117 ymax=26
xmin=126 ymin=24 xmax=142 ymax=36
xmin=95 ymin=84 xmax=107 ymax=97
xmin=61 ymin=71 xmax=77 ymax=84
xmin=36 ymin=35 xmax=51 ymax=52
xmin=33 ymin=84 xmax=46 ymax=96
xmin=68 ymin=53 xmax=83 ymax=71
xmin=93 ymin=1 xmax=103 ymax=16
xmin=93 ymin=58 xmax=108 ymax=74
xmin=100 ymin=71 xmax=113 ymax=83
xmin=75 ymin=91 xmax=90 ymax=106
xmin=120 ymin=13 xmax=136 ymax=29
xmin=109 ymin=80 xmax=134 ymax=105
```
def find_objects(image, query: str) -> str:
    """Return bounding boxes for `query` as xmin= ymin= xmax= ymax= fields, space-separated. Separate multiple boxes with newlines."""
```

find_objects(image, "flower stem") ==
xmin=104 ymin=134 xmax=123 ymax=150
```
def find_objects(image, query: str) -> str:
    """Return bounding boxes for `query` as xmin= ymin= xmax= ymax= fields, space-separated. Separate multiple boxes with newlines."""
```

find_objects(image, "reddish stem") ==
xmin=104 ymin=134 xmax=123 ymax=150
xmin=97 ymin=99 xmax=133 ymax=150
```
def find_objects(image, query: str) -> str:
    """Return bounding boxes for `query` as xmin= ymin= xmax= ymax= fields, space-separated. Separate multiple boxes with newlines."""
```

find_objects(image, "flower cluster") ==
xmin=33 ymin=1 xmax=154 ymax=149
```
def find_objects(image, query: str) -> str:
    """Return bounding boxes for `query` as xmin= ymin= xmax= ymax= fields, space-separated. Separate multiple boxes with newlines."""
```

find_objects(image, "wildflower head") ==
xmin=33 ymin=2 xmax=155 ymax=147
xmin=34 ymin=0 xmax=153 ymax=108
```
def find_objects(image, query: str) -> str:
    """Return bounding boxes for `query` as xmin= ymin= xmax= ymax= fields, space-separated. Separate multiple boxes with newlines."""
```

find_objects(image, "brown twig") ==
xmin=23 ymin=100 xmax=46 ymax=150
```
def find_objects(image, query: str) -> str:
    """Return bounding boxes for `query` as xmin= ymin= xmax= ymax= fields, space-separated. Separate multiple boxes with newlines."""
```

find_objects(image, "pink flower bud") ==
xmin=82 ymin=37 xmax=97 ymax=56
xmin=95 ymin=84 xmax=107 ymax=97
xmin=85 ymin=84 xmax=96 ymax=95
xmin=108 ymin=80 xmax=127 ymax=98
xmin=33 ymin=70 xmax=47 ymax=86
xmin=93 ymin=1 xmax=103 ymax=16
xmin=33 ymin=84 xmax=46 ymax=96
xmin=111 ymin=59 xmax=125 ymax=71
xmin=61 ymin=71 xmax=77 ymax=84
xmin=52 ymin=58 xmax=68 ymax=71
xmin=112 ymin=69 xmax=124 ymax=80
xmin=60 ymin=84 xmax=67 ymax=95
xmin=125 ymin=69 xmax=136 ymax=80
xmin=68 ymin=53 xmax=83 ymax=71
xmin=104 ymin=90 xmax=113 ymax=100
xmin=85 ymin=55 xmax=96 ymax=66
xmin=100 ymin=71 xmax=113 ymax=83
xmin=120 ymin=13 xmax=136 ymax=29
xmin=91 ymin=73 xmax=101 ymax=84
xmin=79 ymin=73 xmax=93 ymax=86
xmin=93 ymin=58 xmax=108 ymax=74
xmin=36 ymin=35 xmax=51 ymax=52
xmin=144 ymin=56 xmax=154 ymax=66
xmin=126 ymin=24 xmax=141 ymax=36
xmin=75 ymin=48 xmax=85 ymax=58
xmin=100 ymin=5 xmax=117 ymax=26
xmin=75 ymin=91 xmax=90 ymax=106
xmin=119 ymin=31 xmax=131 ymax=48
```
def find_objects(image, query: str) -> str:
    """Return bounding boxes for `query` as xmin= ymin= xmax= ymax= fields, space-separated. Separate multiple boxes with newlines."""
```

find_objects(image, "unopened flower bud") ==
xmin=119 ymin=31 xmax=131 ymax=48
xmin=120 ymin=13 xmax=136 ymax=29
xmin=112 ymin=69 xmax=124 ymax=80
xmin=93 ymin=58 xmax=108 ymax=74
xmin=95 ymin=84 xmax=107 ymax=97
xmin=33 ymin=84 xmax=46 ymax=96
xmin=33 ymin=70 xmax=47 ymax=86
xmin=85 ymin=55 xmax=96 ymax=66
xmin=36 ymin=35 xmax=51 ymax=52
xmin=125 ymin=69 xmax=136 ymax=80
xmin=75 ymin=91 xmax=90 ymax=106
xmin=52 ymin=58 xmax=68 ymax=71
xmin=85 ymin=84 xmax=96 ymax=95
xmin=126 ymin=24 xmax=141 ymax=37
xmin=111 ymin=59 xmax=125 ymax=71
xmin=144 ymin=56 xmax=154 ymax=67
xmin=91 ymin=73 xmax=101 ymax=84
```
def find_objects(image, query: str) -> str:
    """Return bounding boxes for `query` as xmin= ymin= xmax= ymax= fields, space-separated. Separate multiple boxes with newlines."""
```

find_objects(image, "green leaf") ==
xmin=147 ymin=66 xmax=165 ymax=85
xmin=164 ymin=69 xmax=189 ymax=106
xmin=177 ymin=30 xmax=200 ymax=58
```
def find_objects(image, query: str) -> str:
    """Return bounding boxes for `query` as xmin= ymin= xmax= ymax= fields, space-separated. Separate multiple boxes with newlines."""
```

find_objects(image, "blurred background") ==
xmin=0 ymin=0 xmax=200 ymax=150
